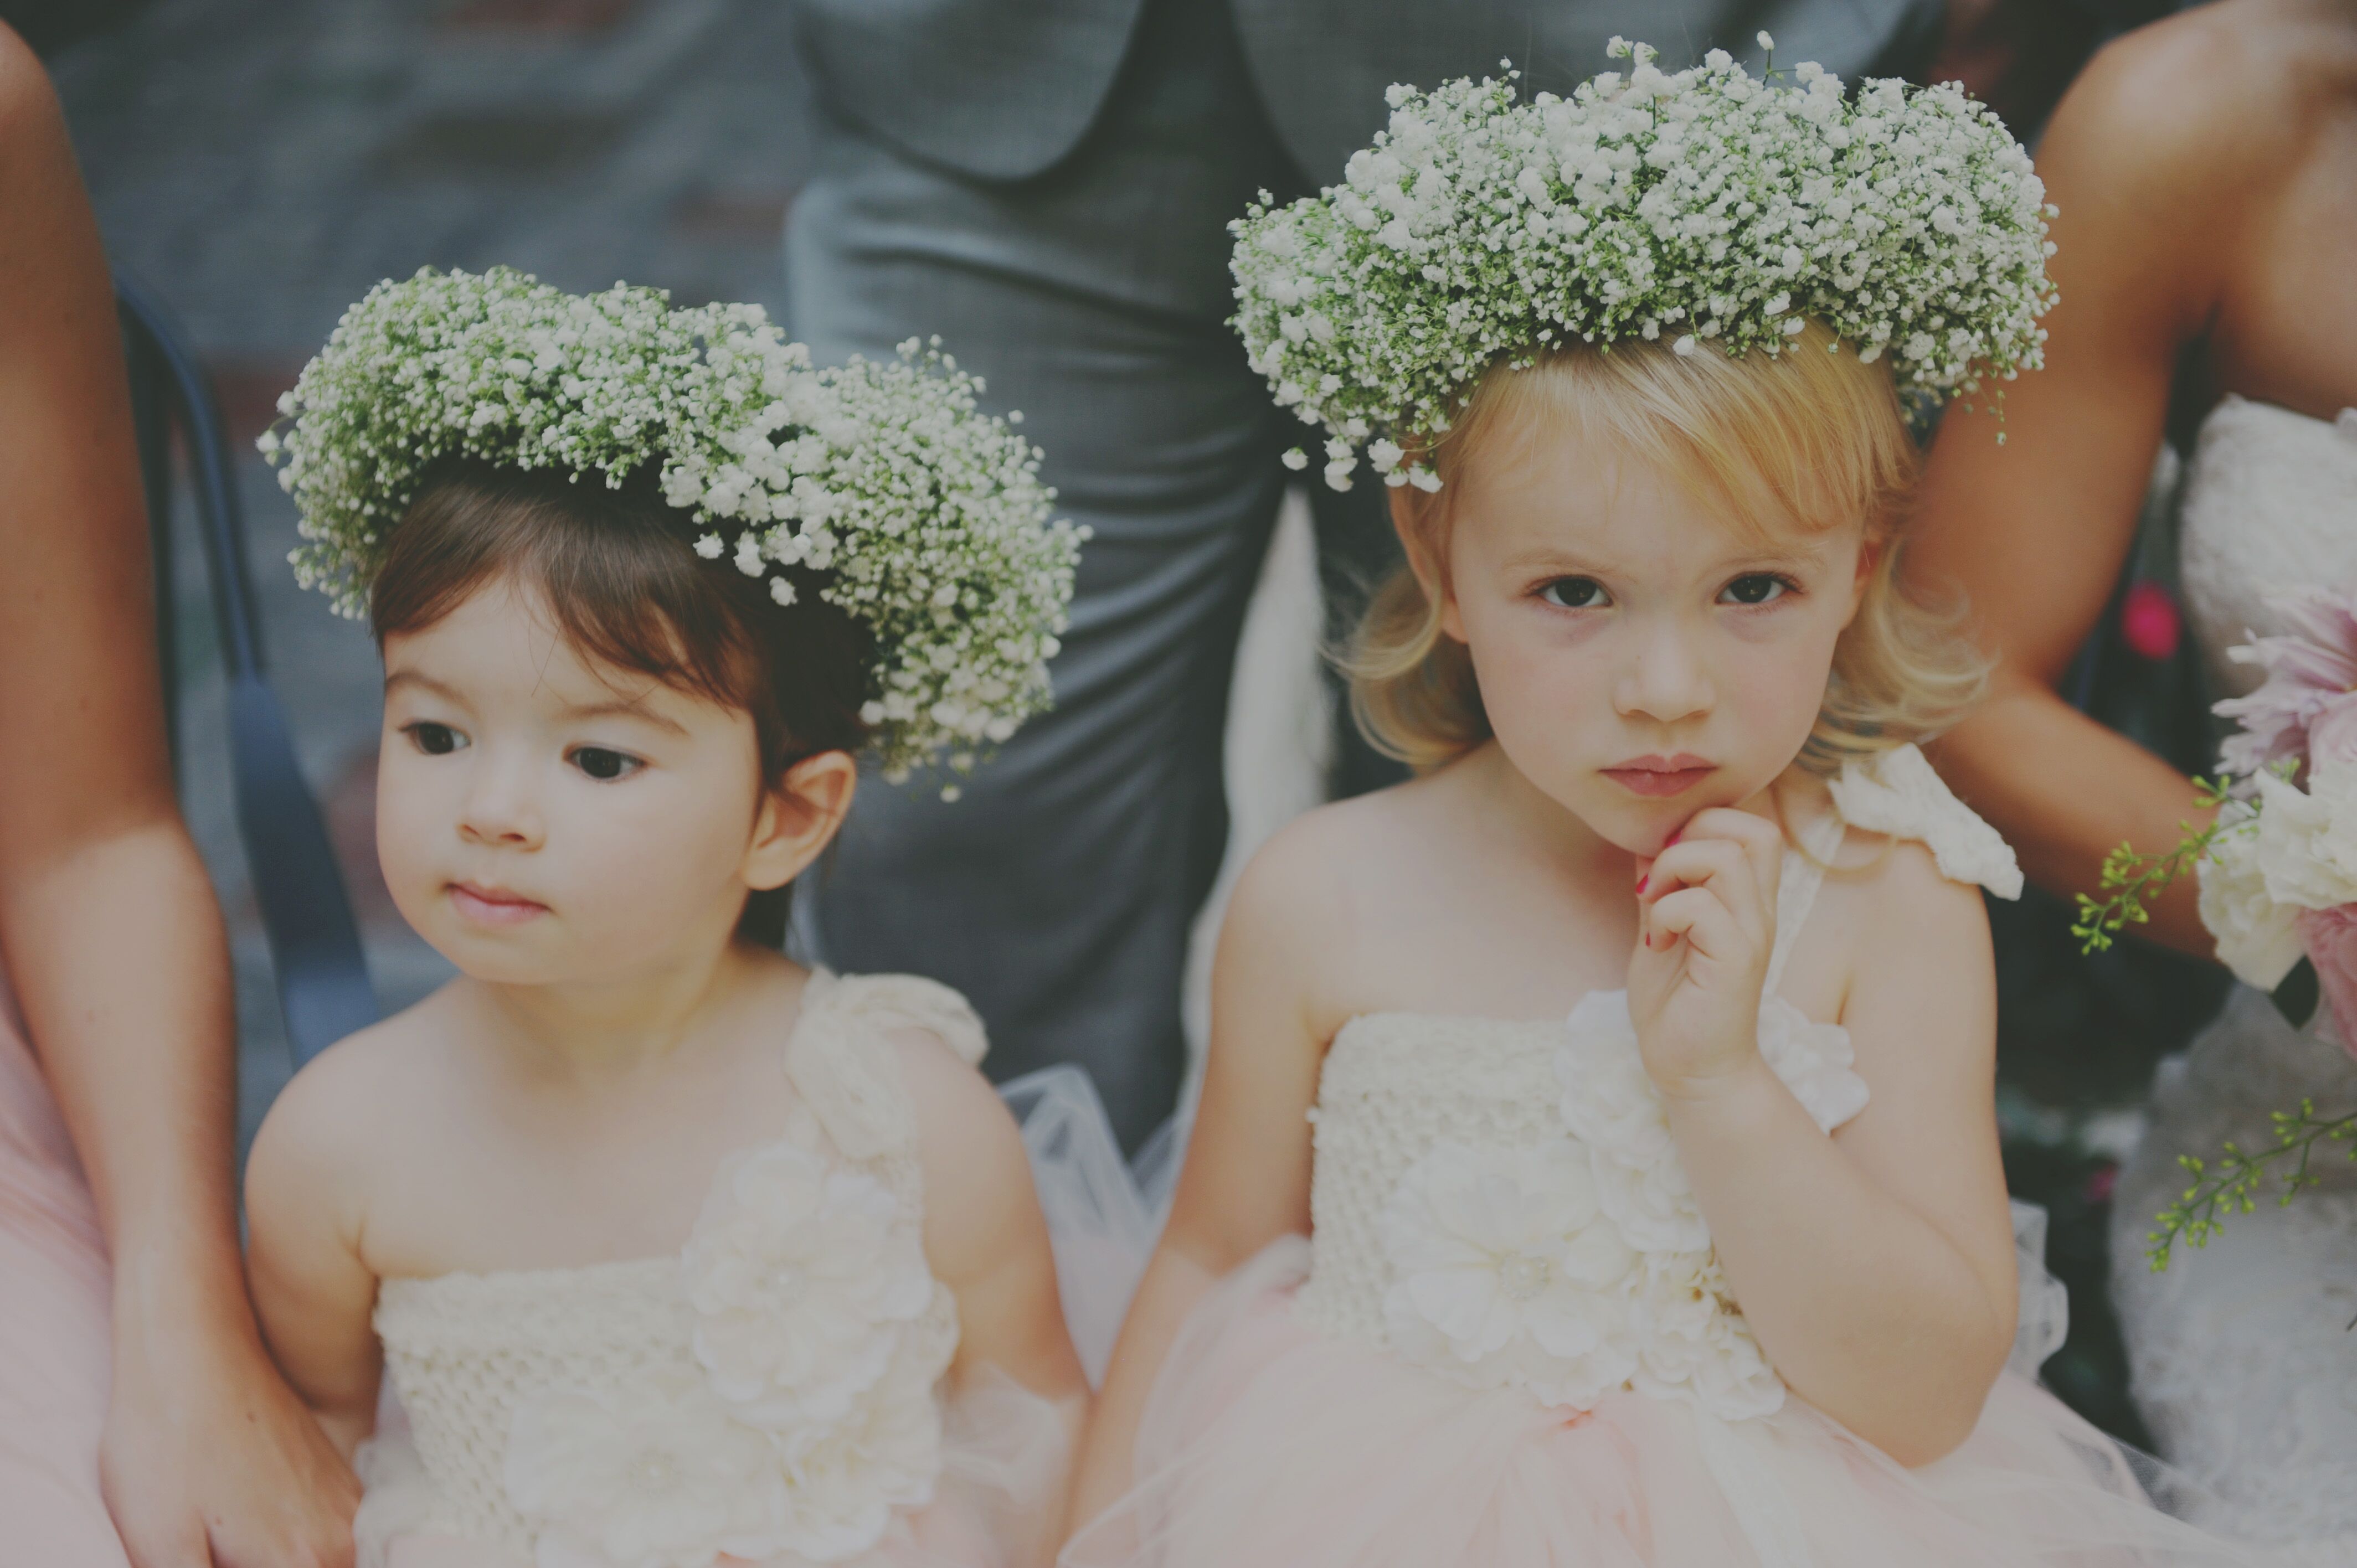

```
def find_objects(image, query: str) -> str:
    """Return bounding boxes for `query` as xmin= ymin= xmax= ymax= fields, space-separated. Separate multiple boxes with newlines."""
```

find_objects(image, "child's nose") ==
xmin=1615 ymin=622 xmax=1715 ymax=723
xmin=457 ymin=756 xmax=544 ymax=849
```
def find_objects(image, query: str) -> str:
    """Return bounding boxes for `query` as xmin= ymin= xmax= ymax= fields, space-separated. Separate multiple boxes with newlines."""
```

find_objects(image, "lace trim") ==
xmin=1827 ymin=742 xmax=2023 ymax=898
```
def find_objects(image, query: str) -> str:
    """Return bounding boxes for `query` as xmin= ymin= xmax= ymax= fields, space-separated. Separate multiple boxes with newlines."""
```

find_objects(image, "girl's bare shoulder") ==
xmin=244 ymin=988 xmax=470 ymax=1203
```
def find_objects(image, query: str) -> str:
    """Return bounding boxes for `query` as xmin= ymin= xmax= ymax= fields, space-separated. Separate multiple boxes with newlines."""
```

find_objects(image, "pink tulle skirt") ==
xmin=1063 ymin=1239 xmax=2272 ymax=1568
xmin=0 ymin=984 xmax=130 ymax=1567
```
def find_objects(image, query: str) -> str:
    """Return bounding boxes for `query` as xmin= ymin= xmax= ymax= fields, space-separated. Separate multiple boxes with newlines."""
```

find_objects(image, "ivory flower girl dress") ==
xmin=1067 ymin=747 xmax=2264 ymax=1567
xmin=353 ymin=973 xmax=1071 ymax=1568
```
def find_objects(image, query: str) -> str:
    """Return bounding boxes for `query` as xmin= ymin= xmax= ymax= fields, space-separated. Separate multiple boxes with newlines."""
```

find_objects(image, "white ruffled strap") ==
xmin=1826 ymin=744 xmax=2024 ymax=899
xmin=784 ymin=971 xmax=990 ymax=1164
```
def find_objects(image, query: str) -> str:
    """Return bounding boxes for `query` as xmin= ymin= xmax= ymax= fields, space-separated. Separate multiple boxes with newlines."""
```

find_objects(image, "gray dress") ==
xmin=781 ymin=0 xmax=1941 ymax=1148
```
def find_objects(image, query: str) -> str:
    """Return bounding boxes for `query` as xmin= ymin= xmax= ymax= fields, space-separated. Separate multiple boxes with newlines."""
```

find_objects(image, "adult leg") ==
xmin=784 ymin=138 xmax=1291 ymax=1152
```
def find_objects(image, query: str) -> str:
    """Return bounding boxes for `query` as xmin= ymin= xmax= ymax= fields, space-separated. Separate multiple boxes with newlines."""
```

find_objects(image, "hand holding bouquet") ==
xmin=2075 ymin=586 xmax=2357 ymax=1266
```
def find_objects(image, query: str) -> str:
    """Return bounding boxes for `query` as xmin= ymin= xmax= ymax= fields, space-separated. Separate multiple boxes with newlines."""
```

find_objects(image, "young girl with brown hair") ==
xmin=241 ymin=269 xmax=1095 ymax=1568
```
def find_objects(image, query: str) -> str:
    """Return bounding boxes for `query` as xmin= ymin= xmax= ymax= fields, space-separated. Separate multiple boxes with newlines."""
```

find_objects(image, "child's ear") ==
xmin=1388 ymin=486 xmax=1467 ymax=643
xmin=1845 ymin=534 xmax=1882 ymax=629
xmin=743 ymin=750 xmax=859 ymax=893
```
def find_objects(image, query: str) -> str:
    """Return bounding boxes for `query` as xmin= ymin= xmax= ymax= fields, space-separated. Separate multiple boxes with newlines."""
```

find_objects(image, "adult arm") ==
xmin=0 ymin=28 xmax=359 ymax=1565
xmin=1062 ymin=822 xmax=1332 ymax=1539
xmin=1908 ymin=27 xmax=2246 ymax=955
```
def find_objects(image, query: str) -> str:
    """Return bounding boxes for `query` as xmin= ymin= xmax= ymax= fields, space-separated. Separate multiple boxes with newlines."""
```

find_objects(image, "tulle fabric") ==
xmin=1062 ymin=1239 xmax=2274 ymax=1568
xmin=0 ymin=977 xmax=131 ymax=1568
xmin=1001 ymin=1067 xmax=1160 ymax=1387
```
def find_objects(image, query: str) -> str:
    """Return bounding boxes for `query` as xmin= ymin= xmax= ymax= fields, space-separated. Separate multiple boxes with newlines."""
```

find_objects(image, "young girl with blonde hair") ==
xmin=1065 ymin=44 xmax=2265 ymax=1566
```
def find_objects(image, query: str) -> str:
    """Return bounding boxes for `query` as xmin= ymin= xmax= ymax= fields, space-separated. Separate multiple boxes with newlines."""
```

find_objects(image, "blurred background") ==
xmin=15 ymin=0 xmax=2206 ymax=1444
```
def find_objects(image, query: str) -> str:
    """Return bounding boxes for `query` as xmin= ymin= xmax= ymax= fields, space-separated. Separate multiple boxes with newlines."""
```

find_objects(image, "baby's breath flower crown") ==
xmin=263 ymin=267 xmax=1084 ymax=782
xmin=1231 ymin=38 xmax=2058 ymax=492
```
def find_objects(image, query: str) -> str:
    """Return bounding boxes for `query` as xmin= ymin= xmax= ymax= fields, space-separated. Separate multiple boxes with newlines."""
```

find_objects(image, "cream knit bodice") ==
xmin=354 ymin=972 xmax=988 ymax=1568
xmin=1291 ymin=745 xmax=2023 ymax=1420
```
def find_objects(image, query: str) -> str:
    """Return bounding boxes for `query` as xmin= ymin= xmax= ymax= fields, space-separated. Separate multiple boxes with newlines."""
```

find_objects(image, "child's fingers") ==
xmin=1678 ymin=807 xmax=1785 ymax=906
xmin=1640 ymin=885 xmax=1744 ymax=962
xmin=1637 ymin=839 xmax=1766 ymax=945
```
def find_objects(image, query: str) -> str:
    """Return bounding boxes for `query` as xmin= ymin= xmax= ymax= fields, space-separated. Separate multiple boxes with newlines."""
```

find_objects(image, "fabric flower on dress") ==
xmin=1753 ymin=1006 xmax=1867 ymax=1136
xmin=1556 ymin=993 xmax=1709 ymax=1254
xmin=766 ymin=1324 xmax=956 ymax=1564
xmin=1380 ymin=1139 xmax=1640 ymax=1409
xmin=1629 ymin=1252 xmax=1785 ymax=1420
xmin=683 ymin=1140 xmax=937 ymax=1437
xmin=505 ymin=1367 xmax=793 ymax=1568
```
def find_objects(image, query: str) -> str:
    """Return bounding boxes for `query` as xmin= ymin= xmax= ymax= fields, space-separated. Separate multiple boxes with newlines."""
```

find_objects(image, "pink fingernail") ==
xmin=1635 ymin=875 xmax=1649 ymax=895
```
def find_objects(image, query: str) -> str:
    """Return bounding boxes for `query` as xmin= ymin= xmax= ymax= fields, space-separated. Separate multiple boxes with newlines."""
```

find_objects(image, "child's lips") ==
xmin=1601 ymin=756 xmax=1714 ymax=798
xmin=449 ymin=881 xmax=549 ymax=926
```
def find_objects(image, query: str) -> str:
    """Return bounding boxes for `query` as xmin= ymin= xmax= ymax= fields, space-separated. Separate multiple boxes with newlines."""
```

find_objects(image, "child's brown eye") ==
xmin=1720 ymin=574 xmax=1792 ymax=606
xmin=569 ymin=746 xmax=641 ymax=782
xmin=405 ymin=721 xmax=466 ymax=756
xmin=1540 ymin=576 xmax=1610 ymax=609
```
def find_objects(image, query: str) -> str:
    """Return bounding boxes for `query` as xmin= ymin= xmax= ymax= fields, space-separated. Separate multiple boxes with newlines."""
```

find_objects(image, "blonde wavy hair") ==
xmin=1345 ymin=322 xmax=1986 ymax=775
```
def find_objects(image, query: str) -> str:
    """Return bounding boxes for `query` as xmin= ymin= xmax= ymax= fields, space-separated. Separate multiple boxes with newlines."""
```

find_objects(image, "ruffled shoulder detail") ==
xmin=785 ymin=971 xmax=987 ymax=1168
xmin=1827 ymin=743 xmax=2024 ymax=899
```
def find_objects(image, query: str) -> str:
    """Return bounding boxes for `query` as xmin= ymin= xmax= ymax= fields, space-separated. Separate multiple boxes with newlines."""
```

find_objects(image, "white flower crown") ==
xmin=1230 ymin=39 xmax=2058 ymax=491
xmin=262 ymin=267 xmax=1084 ymax=783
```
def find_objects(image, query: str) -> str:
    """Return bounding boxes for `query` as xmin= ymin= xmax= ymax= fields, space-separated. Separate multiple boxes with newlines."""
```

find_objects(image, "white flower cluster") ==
xmin=505 ymin=1139 xmax=955 ymax=1568
xmin=2200 ymin=771 xmax=2357 ymax=992
xmin=261 ymin=267 xmax=1084 ymax=780
xmin=1230 ymin=40 xmax=2056 ymax=490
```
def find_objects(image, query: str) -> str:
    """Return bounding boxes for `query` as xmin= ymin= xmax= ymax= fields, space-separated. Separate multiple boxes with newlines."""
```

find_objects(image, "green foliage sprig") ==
xmin=2071 ymin=776 xmax=2244 ymax=954
xmin=2146 ymin=1100 xmax=2357 ymax=1271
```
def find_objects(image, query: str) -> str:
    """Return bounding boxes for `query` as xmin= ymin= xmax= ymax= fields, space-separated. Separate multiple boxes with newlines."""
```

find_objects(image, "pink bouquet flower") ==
xmin=2198 ymin=586 xmax=2357 ymax=1056
xmin=2214 ymin=586 xmax=2357 ymax=778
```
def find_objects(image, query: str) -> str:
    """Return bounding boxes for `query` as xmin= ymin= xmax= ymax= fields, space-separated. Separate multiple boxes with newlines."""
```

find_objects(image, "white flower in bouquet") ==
xmin=2197 ymin=801 xmax=2305 ymax=991
xmin=2251 ymin=767 xmax=2357 ymax=915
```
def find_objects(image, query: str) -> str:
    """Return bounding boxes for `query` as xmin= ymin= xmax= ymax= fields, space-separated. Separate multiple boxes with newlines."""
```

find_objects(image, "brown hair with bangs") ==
xmin=370 ymin=458 xmax=872 ymax=945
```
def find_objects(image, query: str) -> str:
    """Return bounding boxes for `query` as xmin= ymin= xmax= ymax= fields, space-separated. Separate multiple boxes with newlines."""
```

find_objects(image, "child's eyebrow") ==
xmin=564 ymin=695 xmax=691 ymax=736
xmin=383 ymin=668 xmax=464 ymax=702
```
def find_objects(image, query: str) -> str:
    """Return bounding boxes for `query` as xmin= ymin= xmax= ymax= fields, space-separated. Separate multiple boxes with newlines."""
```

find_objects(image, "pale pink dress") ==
xmin=1064 ymin=746 xmax=2278 ymax=1567
xmin=0 ymin=975 xmax=131 ymax=1567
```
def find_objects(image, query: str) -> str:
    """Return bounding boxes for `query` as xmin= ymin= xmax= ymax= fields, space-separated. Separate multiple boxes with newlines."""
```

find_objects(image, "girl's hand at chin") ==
xmin=1627 ymin=806 xmax=1784 ymax=1100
